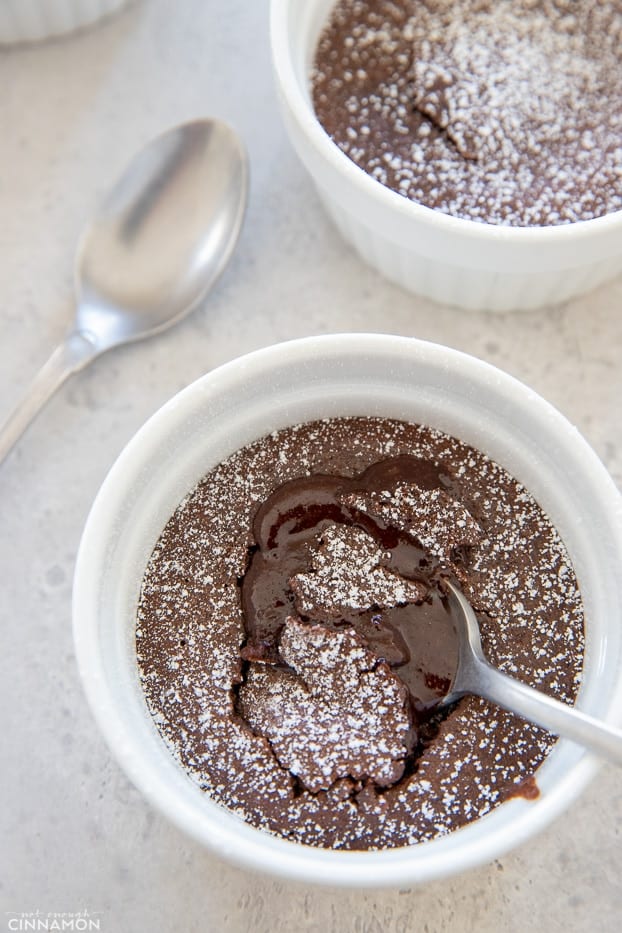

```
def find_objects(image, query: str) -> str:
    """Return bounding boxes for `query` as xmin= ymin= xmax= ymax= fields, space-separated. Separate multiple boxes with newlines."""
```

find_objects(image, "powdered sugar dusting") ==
xmin=312 ymin=0 xmax=622 ymax=225
xmin=291 ymin=523 xmax=426 ymax=617
xmin=136 ymin=417 xmax=585 ymax=850
xmin=341 ymin=482 xmax=482 ymax=561
xmin=239 ymin=618 xmax=411 ymax=791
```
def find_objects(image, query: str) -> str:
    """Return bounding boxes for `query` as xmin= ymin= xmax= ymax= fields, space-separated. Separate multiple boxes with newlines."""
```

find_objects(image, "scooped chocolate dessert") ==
xmin=136 ymin=417 xmax=584 ymax=850
xmin=311 ymin=0 xmax=622 ymax=226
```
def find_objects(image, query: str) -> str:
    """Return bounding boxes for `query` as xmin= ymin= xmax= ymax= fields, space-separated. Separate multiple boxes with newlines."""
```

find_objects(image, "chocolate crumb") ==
xmin=239 ymin=618 xmax=412 ymax=792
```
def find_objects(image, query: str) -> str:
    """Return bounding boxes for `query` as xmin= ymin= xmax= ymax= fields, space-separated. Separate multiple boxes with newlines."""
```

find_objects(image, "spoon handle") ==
xmin=0 ymin=331 xmax=97 ymax=466
xmin=475 ymin=659 xmax=622 ymax=767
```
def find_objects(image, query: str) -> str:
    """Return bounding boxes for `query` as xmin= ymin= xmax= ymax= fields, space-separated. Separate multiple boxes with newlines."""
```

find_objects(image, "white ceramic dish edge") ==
xmin=0 ymin=0 xmax=130 ymax=43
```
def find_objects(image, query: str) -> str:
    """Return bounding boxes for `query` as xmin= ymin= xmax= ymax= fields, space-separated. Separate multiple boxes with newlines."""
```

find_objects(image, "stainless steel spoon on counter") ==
xmin=443 ymin=580 xmax=622 ymax=766
xmin=0 ymin=119 xmax=248 ymax=465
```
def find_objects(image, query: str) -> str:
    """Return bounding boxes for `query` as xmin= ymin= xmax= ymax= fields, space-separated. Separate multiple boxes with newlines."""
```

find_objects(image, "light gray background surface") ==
xmin=1 ymin=1 xmax=621 ymax=931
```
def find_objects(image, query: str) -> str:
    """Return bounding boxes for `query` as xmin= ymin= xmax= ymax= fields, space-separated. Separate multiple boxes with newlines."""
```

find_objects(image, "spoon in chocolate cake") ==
xmin=0 ymin=119 xmax=248 ymax=465
xmin=443 ymin=580 xmax=622 ymax=765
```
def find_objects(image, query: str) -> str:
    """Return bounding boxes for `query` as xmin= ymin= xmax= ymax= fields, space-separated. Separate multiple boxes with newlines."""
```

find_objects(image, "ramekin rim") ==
xmin=73 ymin=333 xmax=622 ymax=885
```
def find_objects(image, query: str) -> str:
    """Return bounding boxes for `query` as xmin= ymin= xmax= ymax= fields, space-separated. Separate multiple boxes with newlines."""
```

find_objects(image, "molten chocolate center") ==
xmin=239 ymin=456 xmax=466 ymax=720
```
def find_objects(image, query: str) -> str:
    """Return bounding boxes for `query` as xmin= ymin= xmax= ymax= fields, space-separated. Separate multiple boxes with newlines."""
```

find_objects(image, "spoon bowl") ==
xmin=443 ymin=579 xmax=622 ymax=767
xmin=76 ymin=120 xmax=248 ymax=350
xmin=0 ymin=118 xmax=249 ymax=463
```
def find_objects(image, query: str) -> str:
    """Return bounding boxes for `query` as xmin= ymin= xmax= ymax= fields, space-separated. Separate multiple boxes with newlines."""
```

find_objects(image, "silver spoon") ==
xmin=0 ymin=119 xmax=248 ymax=465
xmin=443 ymin=580 xmax=622 ymax=766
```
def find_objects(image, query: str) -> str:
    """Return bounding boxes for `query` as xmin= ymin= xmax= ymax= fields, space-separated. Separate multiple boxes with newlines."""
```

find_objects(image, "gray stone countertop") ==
xmin=1 ymin=1 xmax=620 ymax=930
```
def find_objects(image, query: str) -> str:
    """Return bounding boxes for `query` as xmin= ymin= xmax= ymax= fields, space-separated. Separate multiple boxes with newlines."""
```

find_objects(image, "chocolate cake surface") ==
xmin=311 ymin=0 xmax=622 ymax=226
xmin=136 ymin=417 xmax=584 ymax=849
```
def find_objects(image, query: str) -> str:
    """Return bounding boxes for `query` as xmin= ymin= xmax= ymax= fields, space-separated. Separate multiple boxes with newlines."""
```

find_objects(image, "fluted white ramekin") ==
xmin=73 ymin=335 xmax=622 ymax=887
xmin=0 ymin=0 xmax=130 ymax=43
xmin=270 ymin=0 xmax=622 ymax=312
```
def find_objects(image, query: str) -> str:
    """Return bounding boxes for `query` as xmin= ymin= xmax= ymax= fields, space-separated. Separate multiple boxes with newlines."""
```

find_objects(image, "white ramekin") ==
xmin=270 ymin=0 xmax=622 ymax=312
xmin=0 ymin=0 xmax=130 ymax=43
xmin=73 ymin=334 xmax=622 ymax=887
